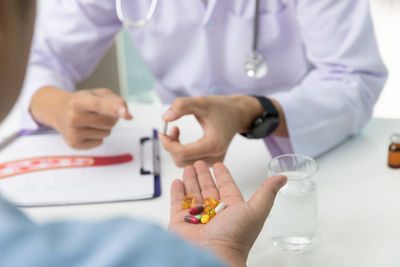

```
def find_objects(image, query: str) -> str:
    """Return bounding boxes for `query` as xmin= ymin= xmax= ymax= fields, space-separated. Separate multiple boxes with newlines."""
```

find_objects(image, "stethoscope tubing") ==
xmin=116 ymin=0 xmax=267 ymax=78
xmin=253 ymin=0 xmax=261 ymax=52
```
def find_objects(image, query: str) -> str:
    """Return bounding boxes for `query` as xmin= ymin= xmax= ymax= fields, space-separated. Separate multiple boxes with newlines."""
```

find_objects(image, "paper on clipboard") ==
xmin=0 ymin=127 xmax=160 ymax=207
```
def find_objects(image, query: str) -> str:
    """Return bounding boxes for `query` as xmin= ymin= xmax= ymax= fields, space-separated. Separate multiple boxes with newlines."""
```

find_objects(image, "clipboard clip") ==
xmin=140 ymin=136 xmax=160 ymax=176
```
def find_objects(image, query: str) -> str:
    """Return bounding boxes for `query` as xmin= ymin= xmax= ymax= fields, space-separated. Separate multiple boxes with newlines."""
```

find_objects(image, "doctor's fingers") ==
xmin=91 ymin=88 xmax=132 ymax=115
xmin=162 ymin=97 xmax=208 ymax=122
xmin=71 ymin=90 xmax=132 ymax=120
xmin=168 ymin=126 xmax=180 ymax=142
xmin=160 ymin=135 xmax=225 ymax=162
xmin=170 ymin=150 xmax=226 ymax=168
xmin=67 ymin=111 xmax=119 ymax=130
xmin=73 ymin=140 xmax=104 ymax=150
xmin=65 ymin=128 xmax=111 ymax=149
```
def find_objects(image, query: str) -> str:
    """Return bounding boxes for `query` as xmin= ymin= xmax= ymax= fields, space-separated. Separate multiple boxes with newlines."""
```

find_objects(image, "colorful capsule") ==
xmin=215 ymin=202 xmax=226 ymax=213
xmin=204 ymin=197 xmax=220 ymax=209
xmin=212 ymin=200 xmax=220 ymax=209
xmin=185 ymin=215 xmax=200 ymax=224
xmin=204 ymin=205 xmax=213 ymax=214
xmin=200 ymin=214 xmax=210 ymax=224
xmin=194 ymin=215 xmax=202 ymax=220
xmin=182 ymin=202 xmax=191 ymax=210
xmin=208 ymin=209 xmax=216 ymax=217
xmin=189 ymin=205 xmax=204 ymax=215
xmin=182 ymin=194 xmax=195 ymax=210
xmin=203 ymin=198 xmax=210 ymax=205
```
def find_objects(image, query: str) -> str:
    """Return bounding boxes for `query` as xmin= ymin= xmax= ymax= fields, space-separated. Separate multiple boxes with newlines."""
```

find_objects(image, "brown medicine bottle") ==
xmin=388 ymin=134 xmax=400 ymax=168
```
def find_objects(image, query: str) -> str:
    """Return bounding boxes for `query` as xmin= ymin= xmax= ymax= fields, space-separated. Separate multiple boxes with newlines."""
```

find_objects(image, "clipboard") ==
xmin=142 ymin=129 xmax=161 ymax=198
xmin=0 ymin=127 xmax=161 ymax=207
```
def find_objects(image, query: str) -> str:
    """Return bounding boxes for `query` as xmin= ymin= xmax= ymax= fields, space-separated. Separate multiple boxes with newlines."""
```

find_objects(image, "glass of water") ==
xmin=267 ymin=154 xmax=319 ymax=252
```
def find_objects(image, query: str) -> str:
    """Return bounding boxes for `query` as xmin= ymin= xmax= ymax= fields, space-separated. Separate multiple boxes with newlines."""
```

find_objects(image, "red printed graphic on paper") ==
xmin=0 ymin=154 xmax=133 ymax=179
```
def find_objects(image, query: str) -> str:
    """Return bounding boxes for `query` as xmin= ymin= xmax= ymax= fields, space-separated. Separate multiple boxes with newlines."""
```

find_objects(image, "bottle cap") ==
xmin=391 ymin=133 xmax=400 ymax=144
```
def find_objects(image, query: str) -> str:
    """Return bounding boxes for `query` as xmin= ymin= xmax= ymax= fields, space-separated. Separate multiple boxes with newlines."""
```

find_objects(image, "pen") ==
xmin=0 ymin=131 xmax=20 ymax=151
xmin=0 ymin=129 xmax=39 ymax=151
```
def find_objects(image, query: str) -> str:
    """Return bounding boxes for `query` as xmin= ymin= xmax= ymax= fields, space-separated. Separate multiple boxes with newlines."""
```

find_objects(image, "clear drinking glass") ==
xmin=267 ymin=154 xmax=319 ymax=252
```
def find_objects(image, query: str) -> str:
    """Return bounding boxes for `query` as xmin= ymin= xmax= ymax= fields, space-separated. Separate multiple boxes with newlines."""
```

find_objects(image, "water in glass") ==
xmin=268 ymin=171 xmax=317 ymax=252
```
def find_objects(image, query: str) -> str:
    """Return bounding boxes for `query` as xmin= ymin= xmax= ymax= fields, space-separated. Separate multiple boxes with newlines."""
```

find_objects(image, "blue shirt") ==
xmin=0 ymin=197 xmax=226 ymax=267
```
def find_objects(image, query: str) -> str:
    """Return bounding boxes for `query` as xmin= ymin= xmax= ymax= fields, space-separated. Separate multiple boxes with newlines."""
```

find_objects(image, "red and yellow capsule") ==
xmin=189 ymin=205 xmax=204 ymax=215
xmin=185 ymin=215 xmax=200 ymax=224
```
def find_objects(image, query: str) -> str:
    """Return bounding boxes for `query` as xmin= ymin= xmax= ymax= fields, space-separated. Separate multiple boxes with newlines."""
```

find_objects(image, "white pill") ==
xmin=163 ymin=122 xmax=168 ymax=135
xmin=215 ymin=202 xmax=226 ymax=213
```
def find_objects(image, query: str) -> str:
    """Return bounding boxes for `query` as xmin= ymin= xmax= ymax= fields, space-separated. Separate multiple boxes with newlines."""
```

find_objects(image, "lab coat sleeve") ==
xmin=0 ymin=198 xmax=227 ymax=267
xmin=265 ymin=0 xmax=387 ymax=158
xmin=18 ymin=0 xmax=122 ymax=130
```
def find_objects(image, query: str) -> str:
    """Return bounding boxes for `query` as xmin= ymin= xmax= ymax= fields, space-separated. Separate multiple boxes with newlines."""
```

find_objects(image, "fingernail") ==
xmin=126 ymin=111 xmax=134 ymax=120
xmin=118 ymin=108 xmax=126 ymax=118
xmin=162 ymin=109 xmax=174 ymax=120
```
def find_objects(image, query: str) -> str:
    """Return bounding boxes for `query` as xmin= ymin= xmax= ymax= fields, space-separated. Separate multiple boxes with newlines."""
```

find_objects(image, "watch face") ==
xmin=248 ymin=114 xmax=280 ymax=139
xmin=241 ymin=96 xmax=280 ymax=139
xmin=255 ymin=117 xmax=264 ymax=126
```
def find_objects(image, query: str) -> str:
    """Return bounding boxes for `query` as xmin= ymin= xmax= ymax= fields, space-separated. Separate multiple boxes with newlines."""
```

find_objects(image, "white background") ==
xmin=371 ymin=0 xmax=400 ymax=119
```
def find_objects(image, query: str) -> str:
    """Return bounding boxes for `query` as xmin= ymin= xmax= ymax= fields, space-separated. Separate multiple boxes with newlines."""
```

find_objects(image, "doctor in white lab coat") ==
xmin=21 ymin=0 xmax=387 ymax=166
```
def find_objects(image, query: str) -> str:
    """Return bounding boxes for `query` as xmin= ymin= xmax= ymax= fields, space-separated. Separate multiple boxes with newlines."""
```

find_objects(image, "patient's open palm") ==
xmin=168 ymin=161 xmax=286 ymax=267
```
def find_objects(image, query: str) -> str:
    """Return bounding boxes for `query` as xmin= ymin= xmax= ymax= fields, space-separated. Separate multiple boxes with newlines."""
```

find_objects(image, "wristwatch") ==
xmin=240 ymin=96 xmax=280 ymax=139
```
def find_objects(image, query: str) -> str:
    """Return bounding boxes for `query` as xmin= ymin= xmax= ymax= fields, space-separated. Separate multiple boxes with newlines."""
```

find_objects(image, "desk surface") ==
xmin=4 ymin=103 xmax=400 ymax=267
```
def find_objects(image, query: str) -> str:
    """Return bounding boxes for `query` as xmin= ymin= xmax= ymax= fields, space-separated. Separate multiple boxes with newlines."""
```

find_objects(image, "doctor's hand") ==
xmin=159 ymin=95 xmax=264 ymax=167
xmin=30 ymin=86 xmax=133 ymax=149
xmin=169 ymin=161 xmax=287 ymax=267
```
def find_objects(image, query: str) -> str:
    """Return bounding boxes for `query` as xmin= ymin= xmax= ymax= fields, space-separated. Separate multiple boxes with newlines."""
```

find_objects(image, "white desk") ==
xmin=3 ymin=103 xmax=400 ymax=267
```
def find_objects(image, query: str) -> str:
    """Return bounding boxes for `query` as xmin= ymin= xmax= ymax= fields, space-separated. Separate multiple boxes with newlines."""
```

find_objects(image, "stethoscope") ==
xmin=116 ymin=0 xmax=158 ymax=28
xmin=116 ymin=0 xmax=268 ymax=79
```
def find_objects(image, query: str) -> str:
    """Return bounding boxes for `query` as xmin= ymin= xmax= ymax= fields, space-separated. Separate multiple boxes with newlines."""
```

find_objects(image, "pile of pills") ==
xmin=182 ymin=194 xmax=226 ymax=224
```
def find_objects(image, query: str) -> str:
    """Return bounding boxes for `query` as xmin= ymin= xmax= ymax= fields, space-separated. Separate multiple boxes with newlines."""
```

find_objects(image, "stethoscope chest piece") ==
xmin=244 ymin=50 xmax=268 ymax=79
xmin=244 ymin=0 xmax=268 ymax=79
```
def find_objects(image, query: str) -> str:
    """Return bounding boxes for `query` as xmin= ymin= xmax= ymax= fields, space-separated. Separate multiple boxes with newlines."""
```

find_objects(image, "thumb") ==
xmin=158 ymin=132 xmax=178 ymax=151
xmin=162 ymin=97 xmax=205 ymax=122
xmin=247 ymin=175 xmax=287 ymax=220
xmin=91 ymin=89 xmax=133 ymax=120
xmin=79 ymin=90 xmax=133 ymax=120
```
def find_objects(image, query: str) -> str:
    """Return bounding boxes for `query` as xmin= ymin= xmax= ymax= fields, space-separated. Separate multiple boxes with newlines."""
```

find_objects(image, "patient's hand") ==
xmin=168 ymin=161 xmax=287 ymax=267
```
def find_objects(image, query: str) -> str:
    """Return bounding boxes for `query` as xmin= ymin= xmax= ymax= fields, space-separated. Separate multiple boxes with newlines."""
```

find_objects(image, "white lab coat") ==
xmin=20 ymin=0 xmax=387 ymax=157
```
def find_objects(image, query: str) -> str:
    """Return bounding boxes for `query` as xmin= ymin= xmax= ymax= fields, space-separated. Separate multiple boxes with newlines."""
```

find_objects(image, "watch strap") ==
xmin=252 ymin=95 xmax=279 ymax=117
xmin=240 ymin=95 xmax=280 ymax=139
